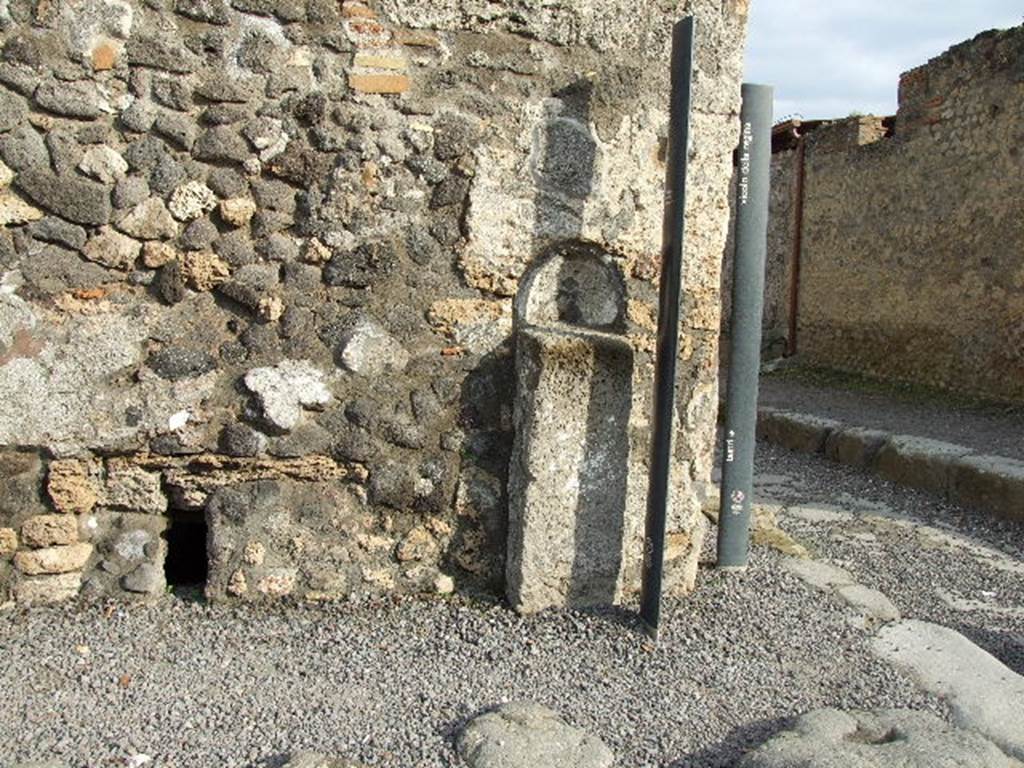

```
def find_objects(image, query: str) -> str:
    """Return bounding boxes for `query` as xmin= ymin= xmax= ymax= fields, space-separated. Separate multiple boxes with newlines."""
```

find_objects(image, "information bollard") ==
xmin=717 ymin=83 xmax=773 ymax=570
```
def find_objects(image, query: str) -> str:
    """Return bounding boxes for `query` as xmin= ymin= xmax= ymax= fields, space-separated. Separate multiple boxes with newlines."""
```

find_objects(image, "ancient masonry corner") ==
xmin=0 ymin=0 xmax=747 ymax=607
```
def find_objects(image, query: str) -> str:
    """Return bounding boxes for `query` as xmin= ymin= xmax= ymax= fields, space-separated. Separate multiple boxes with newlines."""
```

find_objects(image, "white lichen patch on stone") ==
xmin=243 ymin=359 xmax=333 ymax=431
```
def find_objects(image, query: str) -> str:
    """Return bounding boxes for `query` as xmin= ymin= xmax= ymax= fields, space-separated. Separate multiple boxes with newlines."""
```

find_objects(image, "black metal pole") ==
xmin=717 ymin=84 xmax=773 ymax=569
xmin=639 ymin=16 xmax=695 ymax=641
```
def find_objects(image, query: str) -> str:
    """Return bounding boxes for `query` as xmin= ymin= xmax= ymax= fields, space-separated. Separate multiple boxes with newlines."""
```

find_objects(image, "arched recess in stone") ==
xmin=513 ymin=240 xmax=626 ymax=334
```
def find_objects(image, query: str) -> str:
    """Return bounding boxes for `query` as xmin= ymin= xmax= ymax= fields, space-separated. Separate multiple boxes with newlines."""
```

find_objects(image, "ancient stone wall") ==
xmin=740 ymin=26 xmax=1024 ymax=401
xmin=0 ymin=0 xmax=747 ymax=606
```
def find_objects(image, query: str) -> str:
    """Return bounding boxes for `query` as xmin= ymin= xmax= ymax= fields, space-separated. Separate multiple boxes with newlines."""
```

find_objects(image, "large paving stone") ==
xmin=458 ymin=702 xmax=614 ymax=768
xmin=739 ymin=708 xmax=1018 ymax=768
xmin=873 ymin=619 xmax=1024 ymax=760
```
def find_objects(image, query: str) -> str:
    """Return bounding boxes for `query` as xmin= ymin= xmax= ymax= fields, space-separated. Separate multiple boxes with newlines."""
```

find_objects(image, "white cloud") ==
xmin=745 ymin=0 xmax=1023 ymax=120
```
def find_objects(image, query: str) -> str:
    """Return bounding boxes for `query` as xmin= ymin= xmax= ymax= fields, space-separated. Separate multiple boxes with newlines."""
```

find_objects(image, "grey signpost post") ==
xmin=717 ymin=83 xmax=773 ymax=569
xmin=639 ymin=16 xmax=694 ymax=641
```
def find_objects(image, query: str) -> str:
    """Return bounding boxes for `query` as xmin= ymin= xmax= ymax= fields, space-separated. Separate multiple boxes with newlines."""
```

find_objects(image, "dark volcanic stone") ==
xmin=154 ymin=261 xmax=188 ymax=304
xmin=15 ymin=168 xmax=111 ymax=226
xmin=265 ymin=143 xmax=334 ymax=187
xmin=218 ymin=423 xmax=264 ymax=457
xmin=45 ymin=129 xmax=82 ymax=175
xmin=149 ymin=155 xmax=187 ymax=195
xmin=434 ymin=113 xmax=480 ymax=162
xmin=0 ymin=124 xmax=48 ymax=171
xmin=148 ymin=348 xmax=217 ymax=381
xmin=180 ymin=217 xmax=219 ymax=250
xmin=195 ymin=74 xmax=260 ymax=104
xmin=322 ymin=242 xmax=396 ymax=288
xmin=430 ymin=175 xmax=471 ymax=209
xmin=236 ymin=30 xmax=277 ymax=73
xmin=206 ymin=167 xmax=248 ymax=198
xmin=126 ymin=36 xmax=200 ymax=74
xmin=0 ymin=86 xmax=28 ymax=133
xmin=20 ymin=245 xmax=115 ymax=295
xmin=34 ymin=79 xmax=103 ymax=119
xmin=202 ymin=104 xmax=251 ymax=126
xmin=113 ymin=176 xmax=151 ymax=209
xmin=406 ymin=228 xmax=443 ymax=266
xmin=214 ymin=230 xmax=256 ymax=267
xmin=152 ymin=78 xmax=194 ymax=112
xmin=0 ymin=449 xmax=44 ymax=517
xmin=27 ymin=217 xmax=87 ymax=251
xmin=124 ymin=136 xmax=168 ymax=172
xmin=369 ymin=462 xmax=417 ymax=510
xmin=154 ymin=112 xmax=198 ymax=151
xmin=194 ymin=126 xmax=249 ymax=163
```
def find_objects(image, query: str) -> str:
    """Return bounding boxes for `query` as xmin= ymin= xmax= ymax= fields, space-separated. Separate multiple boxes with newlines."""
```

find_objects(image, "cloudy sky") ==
xmin=744 ymin=1 xmax=1023 ymax=121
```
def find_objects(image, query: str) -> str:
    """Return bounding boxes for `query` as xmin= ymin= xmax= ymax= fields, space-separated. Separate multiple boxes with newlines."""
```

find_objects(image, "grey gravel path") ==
xmin=2 ymin=441 xmax=1022 ymax=768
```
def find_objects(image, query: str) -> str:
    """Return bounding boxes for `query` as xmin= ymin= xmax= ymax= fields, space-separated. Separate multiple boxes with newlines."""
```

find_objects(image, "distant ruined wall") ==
xmin=752 ymin=26 xmax=1024 ymax=401
xmin=0 ymin=0 xmax=747 ymax=606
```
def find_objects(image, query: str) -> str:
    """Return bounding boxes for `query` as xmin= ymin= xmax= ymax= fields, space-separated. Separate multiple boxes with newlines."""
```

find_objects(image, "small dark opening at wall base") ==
xmin=164 ymin=511 xmax=208 ymax=586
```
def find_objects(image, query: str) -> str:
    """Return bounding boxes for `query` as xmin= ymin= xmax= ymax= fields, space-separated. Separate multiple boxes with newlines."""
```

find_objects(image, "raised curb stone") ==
xmin=873 ymin=620 xmax=1024 ymax=760
xmin=457 ymin=702 xmax=614 ymax=768
xmin=738 ymin=708 xmax=1019 ymax=768
xmin=756 ymin=409 xmax=841 ymax=454
xmin=875 ymin=435 xmax=973 ymax=497
xmin=949 ymin=454 xmax=1024 ymax=522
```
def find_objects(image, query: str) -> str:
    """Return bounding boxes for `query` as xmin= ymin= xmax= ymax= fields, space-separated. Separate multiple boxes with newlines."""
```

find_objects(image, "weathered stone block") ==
xmin=756 ymin=409 xmax=840 ymax=454
xmin=14 ymin=542 xmax=93 ymax=575
xmin=0 ymin=527 xmax=16 ymax=556
xmin=15 ymin=571 xmax=82 ymax=604
xmin=875 ymin=435 xmax=972 ymax=497
xmin=21 ymin=515 xmax=78 ymax=548
xmin=506 ymin=248 xmax=701 ymax=613
xmin=0 ymin=449 xmax=45 ymax=518
xmin=949 ymin=454 xmax=1024 ymax=522
xmin=824 ymin=426 xmax=889 ymax=468
xmin=101 ymin=460 xmax=167 ymax=514
xmin=47 ymin=459 xmax=100 ymax=514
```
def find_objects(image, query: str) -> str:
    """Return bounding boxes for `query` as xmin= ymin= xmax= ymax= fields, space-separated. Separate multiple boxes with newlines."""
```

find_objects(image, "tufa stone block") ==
xmin=15 ymin=542 xmax=93 ymax=575
xmin=47 ymin=459 xmax=99 ymax=514
xmin=15 ymin=571 xmax=82 ymax=604
xmin=0 ymin=527 xmax=16 ymax=556
xmin=21 ymin=515 xmax=78 ymax=548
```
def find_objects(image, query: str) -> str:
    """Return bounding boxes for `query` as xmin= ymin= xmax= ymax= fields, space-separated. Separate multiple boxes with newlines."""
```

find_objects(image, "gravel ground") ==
xmin=758 ymin=371 xmax=1024 ymax=460
xmin=2 ymin=441 xmax=1022 ymax=768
